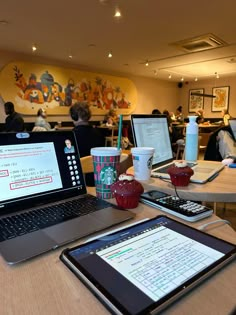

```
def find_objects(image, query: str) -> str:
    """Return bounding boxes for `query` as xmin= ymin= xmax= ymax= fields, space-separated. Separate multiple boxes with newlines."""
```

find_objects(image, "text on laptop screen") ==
xmin=132 ymin=116 xmax=173 ymax=165
xmin=0 ymin=142 xmax=62 ymax=202
xmin=0 ymin=131 xmax=86 ymax=211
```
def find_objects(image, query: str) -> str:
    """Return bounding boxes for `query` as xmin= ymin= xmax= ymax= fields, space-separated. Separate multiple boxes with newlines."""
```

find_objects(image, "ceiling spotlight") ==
xmin=69 ymin=54 xmax=73 ymax=59
xmin=114 ymin=7 xmax=122 ymax=18
xmin=215 ymin=72 xmax=220 ymax=79
xmin=168 ymin=74 xmax=172 ymax=79
xmin=145 ymin=61 xmax=149 ymax=66
xmin=181 ymin=77 xmax=184 ymax=81
xmin=108 ymin=52 xmax=113 ymax=58
xmin=32 ymin=44 xmax=37 ymax=52
xmin=195 ymin=77 xmax=198 ymax=81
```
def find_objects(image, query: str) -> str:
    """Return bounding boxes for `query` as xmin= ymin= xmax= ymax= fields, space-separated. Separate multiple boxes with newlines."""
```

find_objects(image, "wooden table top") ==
xmin=128 ymin=161 xmax=236 ymax=203
xmin=0 ymin=186 xmax=235 ymax=315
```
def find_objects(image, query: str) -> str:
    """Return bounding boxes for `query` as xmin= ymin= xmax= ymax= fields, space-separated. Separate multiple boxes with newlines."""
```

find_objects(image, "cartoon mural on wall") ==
xmin=0 ymin=62 xmax=137 ymax=115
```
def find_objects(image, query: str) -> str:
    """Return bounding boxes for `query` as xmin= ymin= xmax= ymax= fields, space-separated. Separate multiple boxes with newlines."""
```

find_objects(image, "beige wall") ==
xmin=0 ymin=52 xmax=179 ymax=123
xmin=179 ymin=76 xmax=236 ymax=119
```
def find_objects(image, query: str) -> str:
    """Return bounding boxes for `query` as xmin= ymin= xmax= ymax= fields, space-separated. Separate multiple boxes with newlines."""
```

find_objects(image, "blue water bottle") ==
xmin=185 ymin=116 xmax=198 ymax=162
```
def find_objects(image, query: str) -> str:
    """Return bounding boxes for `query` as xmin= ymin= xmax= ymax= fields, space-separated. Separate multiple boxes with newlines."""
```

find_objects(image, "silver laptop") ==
xmin=0 ymin=131 xmax=134 ymax=264
xmin=131 ymin=114 xmax=224 ymax=183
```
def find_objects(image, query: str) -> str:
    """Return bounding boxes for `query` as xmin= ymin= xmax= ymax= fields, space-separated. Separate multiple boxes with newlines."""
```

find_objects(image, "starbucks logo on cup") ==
xmin=147 ymin=156 xmax=153 ymax=170
xmin=100 ymin=166 xmax=117 ymax=185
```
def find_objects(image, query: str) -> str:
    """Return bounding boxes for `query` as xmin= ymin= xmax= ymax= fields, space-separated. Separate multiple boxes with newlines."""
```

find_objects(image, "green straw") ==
xmin=117 ymin=114 xmax=123 ymax=150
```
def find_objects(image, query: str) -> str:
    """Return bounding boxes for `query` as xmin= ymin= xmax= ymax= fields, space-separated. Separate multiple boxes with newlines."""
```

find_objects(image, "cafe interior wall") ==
xmin=0 ymin=51 xmax=179 ymax=124
xmin=178 ymin=76 xmax=236 ymax=119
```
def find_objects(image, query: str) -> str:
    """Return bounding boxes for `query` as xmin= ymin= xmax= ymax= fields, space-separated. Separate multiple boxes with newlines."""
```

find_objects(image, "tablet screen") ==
xmin=60 ymin=215 xmax=236 ymax=315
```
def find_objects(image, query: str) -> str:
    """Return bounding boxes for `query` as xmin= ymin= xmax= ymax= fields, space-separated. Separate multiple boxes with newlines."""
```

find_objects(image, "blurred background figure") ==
xmin=163 ymin=109 xmax=173 ymax=136
xmin=221 ymin=109 xmax=231 ymax=126
xmin=104 ymin=109 xmax=119 ymax=126
xmin=175 ymin=105 xmax=184 ymax=123
xmin=34 ymin=108 xmax=55 ymax=131
xmin=170 ymin=111 xmax=176 ymax=121
xmin=4 ymin=101 xmax=25 ymax=132
xmin=70 ymin=102 xmax=105 ymax=186
xmin=196 ymin=109 xmax=205 ymax=124
xmin=152 ymin=108 xmax=161 ymax=114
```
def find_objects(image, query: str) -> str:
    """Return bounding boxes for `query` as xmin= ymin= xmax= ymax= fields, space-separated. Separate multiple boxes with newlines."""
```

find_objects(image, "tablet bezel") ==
xmin=60 ymin=215 xmax=236 ymax=315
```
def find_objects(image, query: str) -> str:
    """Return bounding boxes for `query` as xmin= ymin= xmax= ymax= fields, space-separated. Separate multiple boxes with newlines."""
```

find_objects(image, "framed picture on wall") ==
xmin=211 ymin=86 xmax=230 ymax=112
xmin=189 ymin=89 xmax=204 ymax=112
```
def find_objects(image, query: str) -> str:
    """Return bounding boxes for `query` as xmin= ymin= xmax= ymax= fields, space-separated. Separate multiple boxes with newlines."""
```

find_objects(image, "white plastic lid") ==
xmin=131 ymin=147 xmax=155 ymax=155
xmin=91 ymin=147 xmax=121 ymax=156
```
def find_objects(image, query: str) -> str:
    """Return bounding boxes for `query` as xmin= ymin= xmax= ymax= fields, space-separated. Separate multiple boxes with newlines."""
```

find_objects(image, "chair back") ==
xmin=80 ymin=156 xmax=94 ymax=174
xmin=80 ymin=153 xmax=129 ymax=175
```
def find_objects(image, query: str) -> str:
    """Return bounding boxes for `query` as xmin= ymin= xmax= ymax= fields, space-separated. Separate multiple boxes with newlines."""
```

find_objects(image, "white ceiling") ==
xmin=1 ymin=0 xmax=236 ymax=82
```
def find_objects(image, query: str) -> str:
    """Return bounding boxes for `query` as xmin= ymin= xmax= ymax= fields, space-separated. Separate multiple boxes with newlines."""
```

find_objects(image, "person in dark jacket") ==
xmin=4 ymin=101 xmax=25 ymax=132
xmin=70 ymin=102 xmax=105 ymax=186
xmin=204 ymin=126 xmax=235 ymax=161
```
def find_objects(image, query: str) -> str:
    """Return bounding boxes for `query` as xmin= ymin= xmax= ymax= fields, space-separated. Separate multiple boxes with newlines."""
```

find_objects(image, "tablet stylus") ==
xmin=84 ymin=218 xmax=150 ymax=243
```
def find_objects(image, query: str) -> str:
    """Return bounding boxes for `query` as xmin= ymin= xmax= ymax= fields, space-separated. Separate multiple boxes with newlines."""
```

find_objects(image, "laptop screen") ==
xmin=131 ymin=115 xmax=173 ymax=167
xmin=0 ymin=131 xmax=87 ymax=214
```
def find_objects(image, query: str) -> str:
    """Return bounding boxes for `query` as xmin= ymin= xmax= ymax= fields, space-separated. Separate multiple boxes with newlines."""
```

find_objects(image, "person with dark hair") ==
xmin=34 ymin=108 xmax=55 ymax=131
xmin=152 ymin=108 xmax=161 ymax=114
xmin=4 ymin=101 xmax=25 ymax=132
xmin=163 ymin=109 xmax=173 ymax=136
xmin=70 ymin=102 xmax=105 ymax=186
xmin=176 ymin=105 xmax=184 ymax=123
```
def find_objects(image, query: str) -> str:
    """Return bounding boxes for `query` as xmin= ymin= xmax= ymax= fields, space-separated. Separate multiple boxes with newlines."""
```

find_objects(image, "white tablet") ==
xmin=60 ymin=215 xmax=236 ymax=315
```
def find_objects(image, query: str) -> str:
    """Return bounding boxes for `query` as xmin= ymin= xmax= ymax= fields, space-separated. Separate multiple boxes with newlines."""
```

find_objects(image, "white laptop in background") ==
xmin=131 ymin=114 xmax=224 ymax=184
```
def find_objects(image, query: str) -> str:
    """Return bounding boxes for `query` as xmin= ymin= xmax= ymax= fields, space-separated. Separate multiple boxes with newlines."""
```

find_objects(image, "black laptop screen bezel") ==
xmin=0 ymin=131 xmax=87 ymax=214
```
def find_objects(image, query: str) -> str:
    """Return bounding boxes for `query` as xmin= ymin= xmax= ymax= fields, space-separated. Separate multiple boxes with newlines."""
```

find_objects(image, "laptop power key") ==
xmin=140 ymin=190 xmax=213 ymax=222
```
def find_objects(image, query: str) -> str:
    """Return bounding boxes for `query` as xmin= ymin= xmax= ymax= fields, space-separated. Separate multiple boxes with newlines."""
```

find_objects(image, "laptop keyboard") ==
xmin=0 ymin=195 xmax=111 ymax=242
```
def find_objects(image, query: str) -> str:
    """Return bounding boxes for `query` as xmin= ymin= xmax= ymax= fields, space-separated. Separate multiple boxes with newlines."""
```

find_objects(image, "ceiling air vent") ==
xmin=171 ymin=34 xmax=227 ymax=53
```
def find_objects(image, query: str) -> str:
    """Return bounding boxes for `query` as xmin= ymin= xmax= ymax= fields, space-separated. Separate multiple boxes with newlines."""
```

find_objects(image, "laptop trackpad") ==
xmin=0 ymin=230 xmax=56 ymax=264
xmin=44 ymin=215 xmax=106 ymax=244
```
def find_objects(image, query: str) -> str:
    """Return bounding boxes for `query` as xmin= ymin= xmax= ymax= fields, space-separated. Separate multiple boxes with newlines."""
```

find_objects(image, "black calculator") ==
xmin=140 ymin=190 xmax=213 ymax=222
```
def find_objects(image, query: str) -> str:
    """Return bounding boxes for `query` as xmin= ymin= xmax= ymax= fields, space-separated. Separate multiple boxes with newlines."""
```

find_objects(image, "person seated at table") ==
xmin=70 ymin=102 xmax=105 ymax=186
xmin=196 ymin=109 xmax=205 ymax=124
xmin=204 ymin=125 xmax=236 ymax=161
xmin=105 ymin=116 xmax=114 ymax=127
xmin=163 ymin=109 xmax=173 ymax=136
xmin=152 ymin=108 xmax=161 ymax=114
xmin=221 ymin=109 xmax=231 ymax=126
xmin=104 ymin=109 xmax=118 ymax=126
xmin=170 ymin=111 xmax=176 ymax=121
xmin=34 ymin=108 xmax=56 ymax=131
xmin=4 ymin=101 xmax=25 ymax=132
xmin=175 ymin=105 xmax=184 ymax=123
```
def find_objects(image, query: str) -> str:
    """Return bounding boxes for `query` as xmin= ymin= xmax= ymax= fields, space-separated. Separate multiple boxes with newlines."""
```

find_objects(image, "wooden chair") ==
xmin=80 ymin=155 xmax=94 ymax=174
xmin=105 ymin=127 xmax=119 ymax=147
xmin=80 ymin=153 xmax=129 ymax=175
xmin=175 ymin=136 xmax=205 ymax=160
xmin=198 ymin=132 xmax=212 ymax=156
